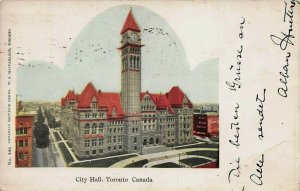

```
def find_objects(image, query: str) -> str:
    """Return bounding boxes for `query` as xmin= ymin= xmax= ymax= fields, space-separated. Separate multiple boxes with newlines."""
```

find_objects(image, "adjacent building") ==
xmin=60 ymin=10 xmax=193 ymax=158
xmin=193 ymin=112 xmax=219 ymax=138
xmin=15 ymin=101 xmax=35 ymax=167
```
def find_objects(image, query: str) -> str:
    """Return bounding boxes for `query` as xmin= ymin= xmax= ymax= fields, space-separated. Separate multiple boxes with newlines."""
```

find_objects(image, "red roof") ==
xmin=62 ymin=82 xmax=124 ymax=118
xmin=65 ymin=90 xmax=76 ymax=100
xmin=61 ymin=83 xmax=192 ymax=117
xmin=97 ymin=92 xmax=124 ymax=118
xmin=77 ymin=82 xmax=98 ymax=108
xmin=140 ymin=92 xmax=174 ymax=114
xmin=166 ymin=86 xmax=193 ymax=108
xmin=120 ymin=10 xmax=140 ymax=34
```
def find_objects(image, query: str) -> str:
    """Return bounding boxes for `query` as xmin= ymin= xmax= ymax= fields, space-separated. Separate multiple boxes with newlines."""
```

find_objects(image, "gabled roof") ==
xmin=140 ymin=92 xmax=174 ymax=114
xmin=97 ymin=92 xmax=124 ymax=118
xmin=61 ymin=82 xmax=124 ymax=119
xmin=65 ymin=90 xmax=76 ymax=100
xmin=166 ymin=86 xmax=193 ymax=108
xmin=120 ymin=10 xmax=140 ymax=34
xmin=77 ymin=82 xmax=98 ymax=108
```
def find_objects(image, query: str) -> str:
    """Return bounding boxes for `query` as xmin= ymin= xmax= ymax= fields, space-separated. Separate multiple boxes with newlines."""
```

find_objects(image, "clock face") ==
xmin=130 ymin=33 xmax=138 ymax=42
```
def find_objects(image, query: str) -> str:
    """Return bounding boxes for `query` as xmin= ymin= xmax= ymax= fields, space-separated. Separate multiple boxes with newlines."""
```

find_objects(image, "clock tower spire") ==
xmin=119 ymin=9 xmax=143 ymax=114
xmin=119 ymin=9 xmax=143 ymax=152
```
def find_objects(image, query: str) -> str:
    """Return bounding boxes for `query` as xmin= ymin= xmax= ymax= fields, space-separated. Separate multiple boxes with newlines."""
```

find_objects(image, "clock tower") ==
xmin=119 ymin=9 xmax=143 ymax=152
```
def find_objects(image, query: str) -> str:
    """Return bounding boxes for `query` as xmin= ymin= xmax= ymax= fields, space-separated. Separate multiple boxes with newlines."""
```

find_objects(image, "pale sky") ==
xmin=7 ymin=2 xmax=219 ymax=103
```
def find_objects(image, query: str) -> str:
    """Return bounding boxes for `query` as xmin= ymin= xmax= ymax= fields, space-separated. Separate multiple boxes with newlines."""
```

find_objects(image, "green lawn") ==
xmin=124 ymin=159 xmax=149 ymax=168
xmin=152 ymin=162 xmax=182 ymax=168
xmin=53 ymin=132 xmax=62 ymax=142
xmin=186 ymin=151 xmax=219 ymax=159
xmin=58 ymin=142 xmax=74 ymax=164
xmin=180 ymin=158 xmax=210 ymax=167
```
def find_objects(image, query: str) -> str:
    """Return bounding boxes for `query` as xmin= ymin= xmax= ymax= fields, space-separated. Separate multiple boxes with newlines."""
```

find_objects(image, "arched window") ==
xmin=85 ymin=123 xmax=90 ymax=134
xmin=133 ymin=56 xmax=136 ymax=68
xmin=92 ymin=123 xmax=97 ymax=134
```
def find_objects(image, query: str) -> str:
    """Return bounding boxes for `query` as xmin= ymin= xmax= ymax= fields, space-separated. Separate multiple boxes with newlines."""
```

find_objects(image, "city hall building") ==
xmin=60 ymin=10 xmax=193 ymax=158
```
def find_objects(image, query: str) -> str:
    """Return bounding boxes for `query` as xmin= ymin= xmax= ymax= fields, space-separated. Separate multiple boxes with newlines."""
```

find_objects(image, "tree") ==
xmin=34 ymin=106 xmax=50 ymax=148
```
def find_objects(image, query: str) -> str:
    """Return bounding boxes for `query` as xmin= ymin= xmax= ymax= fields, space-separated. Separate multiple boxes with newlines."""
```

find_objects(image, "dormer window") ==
xmin=183 ymin=96 xmax=188 ymax=107
xmin=91 ymin=96 xmax=97 ymax=110
xmin=92 ymin=102 xmax=97 ymax=109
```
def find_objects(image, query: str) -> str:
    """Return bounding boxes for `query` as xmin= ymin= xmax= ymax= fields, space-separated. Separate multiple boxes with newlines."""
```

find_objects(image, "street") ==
xmin=32 ymin=106 xmax=66 ymax=167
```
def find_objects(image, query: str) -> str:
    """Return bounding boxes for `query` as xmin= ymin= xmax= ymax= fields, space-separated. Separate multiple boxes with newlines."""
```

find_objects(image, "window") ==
xmin=24 ymin=152 xmax=28 ymax=160
xmin=114 ymin=146 xmax=117 ymax=151
xmin=85 ymin=151 xmax=89 ymax=155
xmin=85 ymin=140 xmax=89 ymax=147
xmin=92 ymin=150 xmax=96 ymax=155
xmin=100 ymin=112 xmax=106 ymax=119
xmin=134 ymin=137 xmax=137 ymax=143
xmin=98 ymin=138 xmax=103 ymax=146
xmin=92 ymin=102 xmax=97 ymax=109
xmin=92 ymin=113 xmax=97 ymax=118
xmin=24 ymin=140 xmax=28 ymax=147
xmin=99 ymin=128 xmax=103 ymax=133
xmin=99 ymin=149 xmax=103 ymax=153
xmin=85 ymin=113 xmax=90 ymax=118
xmin=108 ymin=146 xmax=111 ymax=151
xmin=92 ymin=123 xmax=97 ymax=134
xmin=92 ymin=139 xmax=97 ymax=147
xmin=113 ymin=136 xmax=116 ymax=143
xmin=99 ymin=123 xmax=104 ymax=133
xmin=108 ymin=136 xmax=111 ymax=143
xmin=19 ymin=140 xmax=23 ymax=147
xmin=134 ymin=146 xmax=137 ymax=150
xmin=119 ymin=145 xmax=122 ymax=150
xmin=85 ymin=124 xmax=90 ymax=134
xmin=18 ymin=153 xmax=23 ymax=160
xmin=17 ymin=128 xmax=27 ymax=135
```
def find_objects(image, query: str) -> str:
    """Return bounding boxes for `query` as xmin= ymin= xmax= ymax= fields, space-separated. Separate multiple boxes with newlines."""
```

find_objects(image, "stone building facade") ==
xmin=60 ymin=10 xmax=193 ymax=158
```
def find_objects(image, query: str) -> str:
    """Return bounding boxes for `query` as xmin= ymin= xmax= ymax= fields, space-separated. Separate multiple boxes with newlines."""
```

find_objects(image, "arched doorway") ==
xmin=149 ymin=137 xmax=154 ymax=144
xmin=143 ymin=139 xmax=147 ymax=146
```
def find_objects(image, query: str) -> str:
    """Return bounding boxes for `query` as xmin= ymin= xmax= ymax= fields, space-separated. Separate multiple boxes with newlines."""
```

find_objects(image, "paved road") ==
xmin=32 ymin=106 xmax=66 ymax=167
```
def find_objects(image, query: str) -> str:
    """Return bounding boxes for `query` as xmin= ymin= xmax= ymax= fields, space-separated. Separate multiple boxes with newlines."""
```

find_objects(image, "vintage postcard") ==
xmin=0 ymin=0 xmax=299 ymax=191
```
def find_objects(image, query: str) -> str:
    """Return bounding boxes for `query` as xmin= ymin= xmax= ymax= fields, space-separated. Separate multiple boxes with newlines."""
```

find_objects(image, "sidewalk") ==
xmin=109 ymin=147 xmax=218 ymax=168
xmin=144 ymin=155 xmax=215 ymax=168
